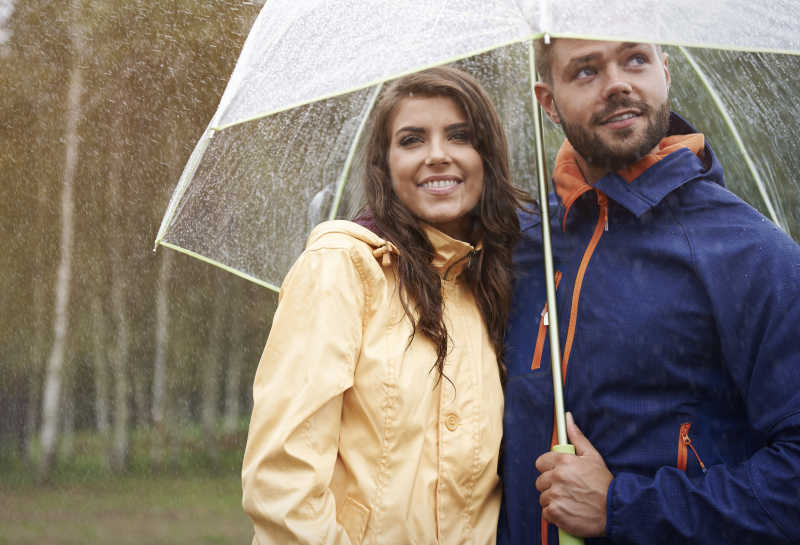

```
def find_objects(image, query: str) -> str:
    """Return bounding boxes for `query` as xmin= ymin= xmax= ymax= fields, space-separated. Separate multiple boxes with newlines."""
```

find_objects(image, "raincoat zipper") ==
xmin=531 ymin=272 xmax=563 ymax=370
xmin=560 ymin=191 xmax=608 ymax=377
xmin=677 ymin=422 xmax=707 ymax=473
xmin=542 ymin=190 xmax=609 ymax=545
xmin=443 ymin=249 xmax=478 ymax=281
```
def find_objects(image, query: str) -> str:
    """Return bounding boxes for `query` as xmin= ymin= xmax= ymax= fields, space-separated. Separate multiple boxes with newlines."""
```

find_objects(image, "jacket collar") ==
xmin=553 ymin=112 xmax=723 ymax=223
xmin=307 ymin=220 xmax=478 ymax=280
xmin=422 ymin=223 xmax=480 ymax=281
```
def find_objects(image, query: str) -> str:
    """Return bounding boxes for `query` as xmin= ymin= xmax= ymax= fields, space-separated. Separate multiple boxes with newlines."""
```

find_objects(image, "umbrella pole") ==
xmin=529 ymin=39 xmax=569 ymax=449
xmin=530 ymin=39 xmax=584 ymax=545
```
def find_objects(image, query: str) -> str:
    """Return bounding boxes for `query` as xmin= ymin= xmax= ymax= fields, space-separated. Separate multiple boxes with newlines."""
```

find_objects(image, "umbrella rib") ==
xmin=154 ymin=126 xmax=216 ymax=249
xmin=677 ymin=46 xmax=787 ymax=232
xmin=328 ymin=83 xmax=383 ymax=221
xmin=158 ymin=240 xmax=281 ymax=293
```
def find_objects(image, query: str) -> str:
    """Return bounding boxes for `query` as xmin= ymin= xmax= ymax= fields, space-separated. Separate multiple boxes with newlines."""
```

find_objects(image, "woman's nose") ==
xmin=425 ymin=138 xmax=451 ymax=166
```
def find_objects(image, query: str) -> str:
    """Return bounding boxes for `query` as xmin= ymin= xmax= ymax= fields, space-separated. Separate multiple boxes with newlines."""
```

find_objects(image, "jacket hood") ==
xmin=553 ymin=112 xmax=724 ymax=225
xmin=307 ymin=220 xmax=479 ymax=280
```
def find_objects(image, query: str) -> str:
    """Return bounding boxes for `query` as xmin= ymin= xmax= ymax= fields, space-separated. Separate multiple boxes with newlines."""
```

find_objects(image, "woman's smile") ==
xmin=387 ymin=95 xmax=484 ymax=241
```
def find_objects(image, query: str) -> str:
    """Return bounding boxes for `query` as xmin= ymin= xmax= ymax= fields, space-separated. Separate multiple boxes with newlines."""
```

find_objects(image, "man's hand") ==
xmin=535 ymin=412 xmax=613 ymax=537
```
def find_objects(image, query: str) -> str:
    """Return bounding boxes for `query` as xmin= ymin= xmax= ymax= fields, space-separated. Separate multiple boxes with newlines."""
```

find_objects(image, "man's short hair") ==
xmin=533 ymin=37 xmax=556 ymax=84
xmin=533 ymin=38 xmax=663 ymax=85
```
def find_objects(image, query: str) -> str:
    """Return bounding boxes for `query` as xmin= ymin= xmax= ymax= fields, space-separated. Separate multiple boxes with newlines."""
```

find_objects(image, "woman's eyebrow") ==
xmin=446 ymin=122 xmax=470 ymax=131
xmin=395 ymin=126 xmax=425 ymax=136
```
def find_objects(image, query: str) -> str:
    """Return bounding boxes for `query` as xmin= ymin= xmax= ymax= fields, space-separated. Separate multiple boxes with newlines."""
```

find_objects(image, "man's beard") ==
xmin=557 ymin=97 xmax=671 ymax=173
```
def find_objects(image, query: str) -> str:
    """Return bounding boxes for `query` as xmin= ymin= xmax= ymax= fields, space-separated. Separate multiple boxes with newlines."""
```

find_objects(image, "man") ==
xmin=498 ymin=38 xmax=800 ymax=545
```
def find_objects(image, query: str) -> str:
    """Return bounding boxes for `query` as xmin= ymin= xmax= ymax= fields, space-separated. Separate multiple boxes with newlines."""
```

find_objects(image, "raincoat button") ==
xmin=445 ymin=413 xmax=459 ymax=431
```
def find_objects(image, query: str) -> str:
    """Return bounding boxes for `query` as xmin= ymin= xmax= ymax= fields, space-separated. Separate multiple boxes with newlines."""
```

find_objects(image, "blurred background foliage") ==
xmin=1 ymin=1 xmax=271 ymax=542
xmin=2 ymin=1 xmax=799 ymax=543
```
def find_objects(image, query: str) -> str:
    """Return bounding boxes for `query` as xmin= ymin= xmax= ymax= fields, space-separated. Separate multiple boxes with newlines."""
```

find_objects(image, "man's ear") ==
xmin=534 ymin=82 xmax=560 ymax=124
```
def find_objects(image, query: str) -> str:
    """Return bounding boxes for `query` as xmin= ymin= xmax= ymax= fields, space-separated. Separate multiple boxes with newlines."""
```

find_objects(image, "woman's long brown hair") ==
xmin=361 ymin=66 xmax=531 ymax=383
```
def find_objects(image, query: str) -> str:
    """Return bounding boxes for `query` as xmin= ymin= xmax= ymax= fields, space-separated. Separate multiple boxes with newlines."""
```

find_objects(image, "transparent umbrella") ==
xmin=154 ymin=3 xmax=800 ymax=541
xmin=155 ymin=0 xmax=800 ymax=292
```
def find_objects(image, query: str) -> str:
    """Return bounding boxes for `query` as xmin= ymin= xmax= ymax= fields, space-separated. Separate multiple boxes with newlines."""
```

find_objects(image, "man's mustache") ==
xmin=590 ymin=98 xmax=651 ymax=125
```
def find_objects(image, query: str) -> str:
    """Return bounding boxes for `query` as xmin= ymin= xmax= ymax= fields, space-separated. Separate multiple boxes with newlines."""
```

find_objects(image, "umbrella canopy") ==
xmin=155 ymin=0 xmax=800 ymax=291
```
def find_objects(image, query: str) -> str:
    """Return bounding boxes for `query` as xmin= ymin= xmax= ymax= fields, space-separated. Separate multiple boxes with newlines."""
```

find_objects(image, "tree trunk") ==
xmin=37 ymin=0 xmax=84 ymax=480
xmin=91 ymin=296 xmax=110 ymax=434
xmin=223 ymin=298 xmax=244 ymax=433
xmin=149 ymin=250 xmax=172 ymax=461
xmin=107 ymin=110 xmax=130 ymax=473
xmin=24 ymin=275 xmax=47 ymax=462
xmin=201 ymin=269 xmax=227 ymax=441
xmin=151 ymin=249 xmax=173 ymax=426
xmin=59 ymin=387 xmax=75 ymax=459
xmin=108 ymin=205 xmax=130 ymax=472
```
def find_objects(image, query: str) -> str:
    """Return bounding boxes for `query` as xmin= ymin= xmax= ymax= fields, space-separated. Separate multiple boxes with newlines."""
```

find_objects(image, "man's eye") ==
xmin=629 ymin=54 xmax=648 ymax=66
xmin=576 ymin=67 xmax=596 ymax=79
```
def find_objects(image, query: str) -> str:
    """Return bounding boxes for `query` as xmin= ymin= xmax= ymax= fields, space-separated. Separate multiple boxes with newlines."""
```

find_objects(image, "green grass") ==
xmin=0 ymin=474 xmax=252 ymax=544
xmin=0 ymin=424 xmax=255 ymax=544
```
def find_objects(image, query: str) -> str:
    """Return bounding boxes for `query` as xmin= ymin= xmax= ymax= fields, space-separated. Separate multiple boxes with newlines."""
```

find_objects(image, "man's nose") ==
xmin=603 ymin=66 xmax=633 ymax=99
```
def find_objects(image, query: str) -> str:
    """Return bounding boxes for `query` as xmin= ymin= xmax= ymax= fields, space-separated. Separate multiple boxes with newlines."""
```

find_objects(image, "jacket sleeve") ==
xmin=242 ymin=242 xmax=368 ymax=545
xmin=606 ymin=207 xmax=800 ymax=544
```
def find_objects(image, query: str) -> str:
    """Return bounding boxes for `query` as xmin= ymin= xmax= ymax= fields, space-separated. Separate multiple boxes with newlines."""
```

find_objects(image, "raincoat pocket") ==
xmin=676 ymin=422 xmax=708 ymax=474
xmin=531 ymin=271 xmax=562 ymax=370
xmin=337 ymin=495 xmax=371 ymax=545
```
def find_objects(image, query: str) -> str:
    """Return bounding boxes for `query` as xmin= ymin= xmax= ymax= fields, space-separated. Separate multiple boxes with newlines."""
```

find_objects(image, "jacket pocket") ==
xmin=676 ymin=422 xmax=707 ymax=473
xmin=337 ymin=495 xmax=370 ymax=545
xmin=531 ymin=271 xmax=562 ymax=370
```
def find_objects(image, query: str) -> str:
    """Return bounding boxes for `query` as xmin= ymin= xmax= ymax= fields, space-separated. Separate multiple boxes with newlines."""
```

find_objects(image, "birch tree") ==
xmin=108 ymin=114 xmax=131 ymax=473
xmin=37 ymin=0 xmax=84 ymax=480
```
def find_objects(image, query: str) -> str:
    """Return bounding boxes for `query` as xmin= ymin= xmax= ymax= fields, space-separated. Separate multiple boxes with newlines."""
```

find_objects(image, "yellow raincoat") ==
xmin=242 ymin=220 xmax=503 ymax=545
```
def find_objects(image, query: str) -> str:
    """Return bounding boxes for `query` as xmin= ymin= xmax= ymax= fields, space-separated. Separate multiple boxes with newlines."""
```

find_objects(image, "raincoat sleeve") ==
xmin=606 ymin=214 xmax=800 ymax=544
xmin=242 ymin=240 xmax=367 ymax=545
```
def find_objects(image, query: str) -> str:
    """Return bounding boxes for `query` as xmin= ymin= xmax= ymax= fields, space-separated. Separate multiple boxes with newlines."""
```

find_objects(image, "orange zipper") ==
xmin=542 ymin=191 xmax=609 ymax=545
xmin=560 ymin=191 xmax=608 ymax=379
xmin=677 ymin=422 xmax=707 ymax=473
xmin=531 ymin=271 xmax=563 ymax=370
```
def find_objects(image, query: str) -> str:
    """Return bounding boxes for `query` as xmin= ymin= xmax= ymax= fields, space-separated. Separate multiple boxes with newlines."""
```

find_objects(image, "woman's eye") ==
xmin=449 ymin=131 xmax=470 ymax=142
xmin=399 ymin=135 xmax=422 ymax=146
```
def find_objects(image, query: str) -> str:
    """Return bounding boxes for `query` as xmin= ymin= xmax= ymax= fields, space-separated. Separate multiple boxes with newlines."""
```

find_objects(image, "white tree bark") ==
xmin=37 ymin=0 xmax=83 ymax=479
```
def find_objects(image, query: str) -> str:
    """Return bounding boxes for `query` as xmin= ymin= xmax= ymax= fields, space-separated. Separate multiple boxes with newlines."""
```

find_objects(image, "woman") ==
xmin=242 ymin=66 xmax=528 ymax=544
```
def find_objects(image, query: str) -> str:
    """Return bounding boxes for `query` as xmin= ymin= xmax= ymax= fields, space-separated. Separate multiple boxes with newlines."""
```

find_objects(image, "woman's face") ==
xmin=386 ymin=95 xmax=484 ymax=242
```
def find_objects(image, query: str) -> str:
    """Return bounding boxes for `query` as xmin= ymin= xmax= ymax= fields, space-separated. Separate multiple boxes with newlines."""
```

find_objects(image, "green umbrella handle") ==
xmin=550 ymin=443 xmax=585 ymax=545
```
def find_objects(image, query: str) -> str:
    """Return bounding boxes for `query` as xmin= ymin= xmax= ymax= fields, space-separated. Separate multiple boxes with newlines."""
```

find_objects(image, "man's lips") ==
xmin=599 ymin=109 xmax=640 ymax=125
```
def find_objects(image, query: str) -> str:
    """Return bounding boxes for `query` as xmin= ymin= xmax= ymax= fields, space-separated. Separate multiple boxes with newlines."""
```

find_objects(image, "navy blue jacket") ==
xmin=499 ymin=114 xmax=800 ymax=545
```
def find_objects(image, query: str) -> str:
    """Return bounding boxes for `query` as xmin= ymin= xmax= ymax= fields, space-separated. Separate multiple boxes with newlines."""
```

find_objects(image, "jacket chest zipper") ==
xmin=531 ymin=272 xmax=563 ymax=370
xmin=677 ymin=422 xmax=708 ymax=473
xmin=559 ymin=191 xmax=609 ymax=380
xmin=541 ymin=192 xmax=609 ymax=545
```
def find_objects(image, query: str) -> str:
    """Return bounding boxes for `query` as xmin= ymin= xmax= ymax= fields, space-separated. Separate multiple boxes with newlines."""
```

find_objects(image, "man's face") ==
xmin=536 ymin=40 xmax=671 ymax=178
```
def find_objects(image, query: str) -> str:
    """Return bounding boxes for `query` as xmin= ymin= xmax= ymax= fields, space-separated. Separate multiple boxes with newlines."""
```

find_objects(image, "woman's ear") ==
xmin=534 ymin=82 xmax=560 ymax=125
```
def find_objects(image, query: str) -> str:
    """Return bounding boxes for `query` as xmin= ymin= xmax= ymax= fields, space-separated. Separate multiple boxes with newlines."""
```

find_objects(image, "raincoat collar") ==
xmin=307 ymin=220 xmax=478 ymax=280
xmin=554 ymin=112 xmax=722 ymax=223
xmin=422 ymin=223 xmax=480 ymax=281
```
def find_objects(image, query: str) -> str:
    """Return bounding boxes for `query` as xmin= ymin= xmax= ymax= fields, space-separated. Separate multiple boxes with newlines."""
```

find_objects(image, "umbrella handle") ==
xmin=550 ymin=444 xmax=585 ymax=545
